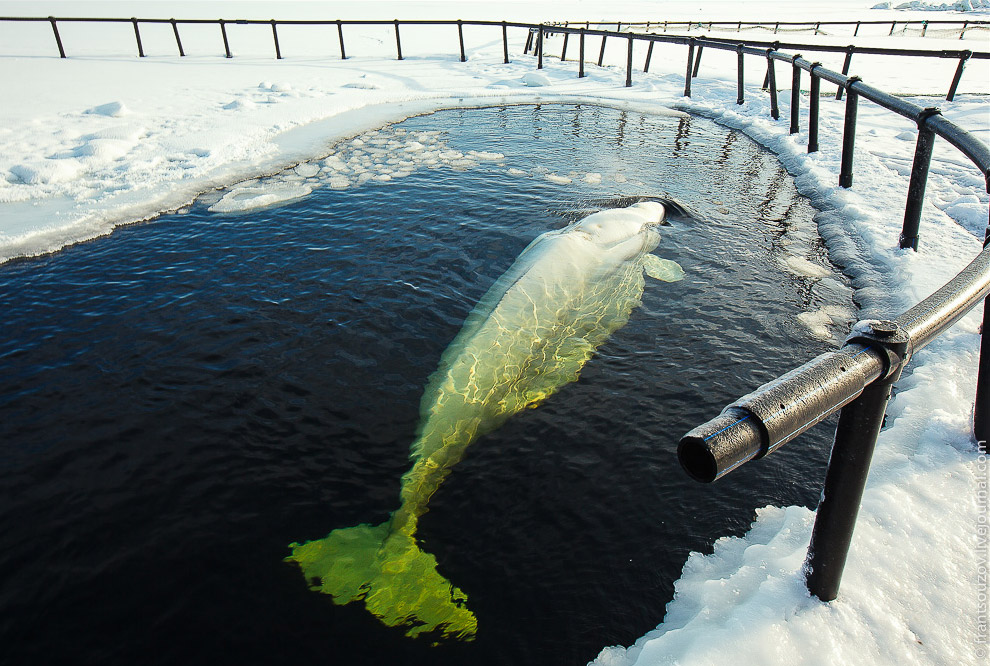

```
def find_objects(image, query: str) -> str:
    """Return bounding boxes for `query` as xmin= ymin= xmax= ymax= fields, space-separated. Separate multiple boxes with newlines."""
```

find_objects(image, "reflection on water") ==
xmin=0 ymin=105 xmax=853 ymax=666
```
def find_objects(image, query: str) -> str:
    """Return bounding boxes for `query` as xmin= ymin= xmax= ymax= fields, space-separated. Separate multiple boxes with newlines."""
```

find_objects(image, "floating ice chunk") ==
xmin=521 ymin=72 xmax=552 ymax=87
xmin=785 ymin=255 xmax=832 ymax=278
xmin=329 ymin=176 xmax=351 ymax=190
xmin=583 ymin=172 xmax=603 ymax=185
xmin=294 ymin=163 xmax=320 ymax=178
xmin=351 ymin=138 xmax=365 ymax=147
xmin=405 ymin=141 xmax=426 ymax=152
xmin=467 ymin=150 xmax=505 ymax=161
xmin=545 ymin=174 xmax=572 ymax=185
xmin=208 ymin=183 xmax=312 ymax=213
xmin=614 ymin=174 xmax=628 ymax=183
xmin=84 ymin=101 xmax=130 ymax=117
xmin=376 ymin=174 xmax=392 ymax=182
xmin=507 ymin=168 xmax=527 ymax=176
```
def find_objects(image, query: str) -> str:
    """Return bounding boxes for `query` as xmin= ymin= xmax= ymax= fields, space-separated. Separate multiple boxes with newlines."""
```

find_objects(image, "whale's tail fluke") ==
xmin=285 ymin=522 xmax=477 ymax=642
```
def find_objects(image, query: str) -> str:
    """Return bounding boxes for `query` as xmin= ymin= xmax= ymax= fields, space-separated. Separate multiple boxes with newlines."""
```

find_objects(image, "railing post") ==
xmin=684 ymin=39 xmax=696 ymax=97
xmin=946 ymin=50 xmax=971 ymax=102
xmin=767 ymin=50 xmax=780 ymax=120
xmin=960 ymin=21 xmax=968 ymax=40
xmin=219 ymin=19 xmax=232 ymax=58
xmin=524 ymin=28 xmax=533 ymax=54
xmin=537 ymin=25 xmax=544 ymax=69
xmin=644 ymin=39 xmax=654 ymax=73
xmin=977 ymin=281 xmax=990 ymax=442
xmin=692 ymin=45 xmax=703 ymax=77
xmin=736 ymin=44 xmax=745 ymax=104
xmin=560 ymin=31 xmax=569 ymax=61
xmin=626 ymin=35 xmax=634 ymax=87
xmin=809 ymin=63 xmax=821 ymax=152
xmin=457 ymin=20 xmax=466 ymax=62
xmin=131 ymin=18 xmax=145 ymax=57
xmin=889 ymin=21 xmax=897 ymax=36
xmin=330 ymin=20 xmax=344 ymax=60
xmin=49 ymin=16 xmax=66 ymax=58
xmin=839 ymin=76 xmax=862 ymax=189
xmin=805 ymin=321 xmax=910 ymax=602
xmin=597 ymin=33 xmax=607 ymax=66
xmin=502 ymin=21 xmax=509 ymax=63
xmin=271 ymin=20 xmax=282 ymax=59
xmin=899 ymin=107 xmax=942 ymax=250
xmin=836 ymin=46 xmax=854 ymax=100
xmin=854 ymin=21 xmax=861 ymax=37
xmin=579 ymin=28 xmax=586 ymax=77
xmin=790 ymin=54 xmax=802 ymax=135
xmin=394 ymin=20 xmax=403 ymax=60
xmin=170 ymin=18 xmax=185 ymax=56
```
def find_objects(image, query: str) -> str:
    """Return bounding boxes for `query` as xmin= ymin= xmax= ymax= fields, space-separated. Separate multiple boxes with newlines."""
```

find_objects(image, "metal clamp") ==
xmin=843 ymin=319 xmax=912 ymax=381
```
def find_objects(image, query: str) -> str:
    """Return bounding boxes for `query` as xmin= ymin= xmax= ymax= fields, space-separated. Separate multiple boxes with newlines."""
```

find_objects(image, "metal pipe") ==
xmin=220 ymin=19 xmax=232 ymax=58
xmin=626 ymin=35 xmax=634 ymax=87
xmin=854 ymin=21 xmax=861 ymax=37
xmin=131 ymin=18 xmax=144 ymax=57
xmin=736 ymin=44 xmax=745 ymax=104
xmin=692 ymin=45 xmax=703 ymax=77
xmin=644 ymin=40 xmax=654 ymax=73
xmin=394 ymin=20 xmax=403 ymax=60
xmin=900 ymin=108 xmax=942 ymax=250
xmin=678 ymin=343 xmax=883 ymax=482
xmin=560 ymin=31 xmax=568 ymax=61
xmin=170 ymin=18 xmax=184 ymax=56
xmin=579 ymin=28 xmax=585 ymax=77
xmin=947 ymin=50 xmax=971 ymax=101
xmin=537 ymin=25 xmax=543 ymax=69
xmin=597 ymin=33 xmax=607 ymax=66
xmin=790 ymin=55 xmax=802 ymax=135
xmin=805 ymin=355 xmax=904 ymax=602
xmin=809 ymin=65 xmax=821 ymax=152
xmin=271 ymin=20 xmax=282 ymax=59
xmin=523 ymin=28 xmax=533 ymax=54
xmin=767 ymin=50 xmax=780 ymax=120
xmin=458 ymin=20 xmax=466 ymax=62
xmin=839 ymin=77 xmax=862 ymax=188
xmin=836 ymin=47 xmax=854 ymax=101
xmin=684 ymin=40 xmax=695 ymax=97
xmin=977 ymin=294 xmax=990 ymax=442
xmin=502 ymin=21 xmax=509 ymax=63
xmin=49 ymin=16 xmax=66 ymax=58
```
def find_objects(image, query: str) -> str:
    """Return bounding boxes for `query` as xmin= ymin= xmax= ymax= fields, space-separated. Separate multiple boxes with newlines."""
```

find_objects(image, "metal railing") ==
xmin=549 ymin=19 xmax=990 ymax=40
xmin=2 ymin=15 xmax=989 ymax=604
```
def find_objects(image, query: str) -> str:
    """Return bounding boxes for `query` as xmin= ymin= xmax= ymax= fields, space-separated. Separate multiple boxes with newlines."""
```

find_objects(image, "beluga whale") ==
xmin=286 ymin=201 xmax=685 ymax=642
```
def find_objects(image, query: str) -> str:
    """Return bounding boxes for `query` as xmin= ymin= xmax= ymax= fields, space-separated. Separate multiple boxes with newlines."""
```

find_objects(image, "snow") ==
xmin=0 ymin=1 xmax=988 ymax=664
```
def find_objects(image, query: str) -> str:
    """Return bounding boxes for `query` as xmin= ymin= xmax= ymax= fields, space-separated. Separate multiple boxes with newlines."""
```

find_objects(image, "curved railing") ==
xmin=1 ymin=15 xmax=988 ymax=604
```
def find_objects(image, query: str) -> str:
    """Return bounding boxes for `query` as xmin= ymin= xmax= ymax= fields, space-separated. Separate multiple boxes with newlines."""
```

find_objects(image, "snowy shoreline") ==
xmin=2 ymin=1 xmax=989 ymax=664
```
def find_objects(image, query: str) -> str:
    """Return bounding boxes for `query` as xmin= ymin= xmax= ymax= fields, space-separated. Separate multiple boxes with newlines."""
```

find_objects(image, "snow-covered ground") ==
xmin=1 ymin=1 xmax=988 ymax=664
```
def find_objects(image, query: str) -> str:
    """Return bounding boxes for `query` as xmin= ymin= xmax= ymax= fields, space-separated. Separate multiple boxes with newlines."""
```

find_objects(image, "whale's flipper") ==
xmin=643 ymin=255 xmax=685 ymax=282
xmin=285 ymin=523 xmax=477 ymax=642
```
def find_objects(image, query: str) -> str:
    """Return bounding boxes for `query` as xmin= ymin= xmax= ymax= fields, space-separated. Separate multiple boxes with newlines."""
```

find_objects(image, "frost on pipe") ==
xmin=285 ymin=202 xmax=685 ymax=642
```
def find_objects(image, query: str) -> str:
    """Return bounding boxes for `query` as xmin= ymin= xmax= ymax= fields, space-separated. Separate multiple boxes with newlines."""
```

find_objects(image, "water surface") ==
xmin=0 ymin=105 xmax=853 ymax=665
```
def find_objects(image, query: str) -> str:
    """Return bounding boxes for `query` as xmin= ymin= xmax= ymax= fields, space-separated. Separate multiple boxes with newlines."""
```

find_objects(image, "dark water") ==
xmin=0 ymin=106 xmax=851 ymax=665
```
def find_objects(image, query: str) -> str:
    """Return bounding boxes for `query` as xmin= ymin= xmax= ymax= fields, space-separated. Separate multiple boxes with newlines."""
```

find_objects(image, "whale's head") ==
xmin=569 ymin=201 xmax=665 ymax=258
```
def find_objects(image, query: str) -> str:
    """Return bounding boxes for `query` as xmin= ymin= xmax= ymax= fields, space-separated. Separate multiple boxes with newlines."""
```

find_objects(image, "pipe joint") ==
xmin=844 ymin=319 xmax=913 ymax=382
